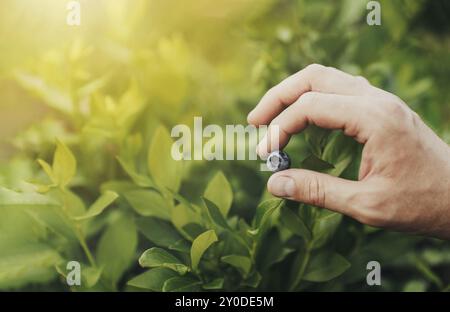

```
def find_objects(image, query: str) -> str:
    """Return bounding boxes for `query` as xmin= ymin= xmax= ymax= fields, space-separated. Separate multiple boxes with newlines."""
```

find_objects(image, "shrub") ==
xmin=0 ymin=0 xmax=449 ymax=291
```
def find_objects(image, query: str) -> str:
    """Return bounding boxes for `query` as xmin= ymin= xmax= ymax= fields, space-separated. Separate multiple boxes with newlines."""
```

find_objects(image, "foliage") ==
xmin=0 ymin=0 xmax=449 ymax=291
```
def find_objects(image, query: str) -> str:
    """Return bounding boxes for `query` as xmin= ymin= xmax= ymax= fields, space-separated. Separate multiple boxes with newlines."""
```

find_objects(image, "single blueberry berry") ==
xmin=267 ymin=151 xmax=291 ymax=172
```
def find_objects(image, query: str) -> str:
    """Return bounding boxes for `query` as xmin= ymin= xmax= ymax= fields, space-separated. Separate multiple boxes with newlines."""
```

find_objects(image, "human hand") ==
xmin=248 ymin=64 xmax=450 ymax=239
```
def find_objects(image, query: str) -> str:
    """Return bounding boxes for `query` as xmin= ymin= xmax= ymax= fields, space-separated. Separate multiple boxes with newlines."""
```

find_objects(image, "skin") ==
xmin=248 ymin=64 xmax=450 ymax=240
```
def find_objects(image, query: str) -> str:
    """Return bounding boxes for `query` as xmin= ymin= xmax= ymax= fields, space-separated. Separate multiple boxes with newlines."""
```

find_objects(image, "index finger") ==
xmin=247 ymin=64 xmax=371 ymax=126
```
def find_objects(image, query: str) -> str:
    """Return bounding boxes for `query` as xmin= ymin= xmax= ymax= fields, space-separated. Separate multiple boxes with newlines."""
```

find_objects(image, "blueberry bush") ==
xmin=0 ymin=0 xmax=449 ymax=291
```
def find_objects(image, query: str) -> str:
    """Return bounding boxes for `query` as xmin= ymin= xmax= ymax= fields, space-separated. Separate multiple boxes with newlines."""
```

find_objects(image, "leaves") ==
xmin=82 ymin=266 xmax=103 ymax=288
xmin=116 ymin=157 xmax=154 ymax=188
xmin=303 ymin=252 xmax=350 ymax=282
xmin=190 ymin=230 xmax=218 ymax=271
xmin=147 ymin=126 xmax=183 ymax=192
xmin=96 ymin=215 xmax=138 ymax=286
xmin=202 ymin=197 xmax=231 ymax=230
xmin=250 ymin=198 xmax=284 ymax=238
xmin=221 ymin=255 xmax=252 ymax=277
xmin=14 ymin=71 xmax=73 ymax=114
xmin=0 ymin=187 xmax=58 ymax=208
xmin=73 ymin=191 xmax=118 ymax=221
xmin=304 ymin=125 xmax=330 ymax=157
xmin=171 ymin=203 xmax=203 ymax=240
xmin=52 ymin=140 xmax=77 ymax=187
xmin=124 ymin=189 xmax=171 ymax=220
xmin=136 ymin=217 xmax=183 ymax=248
xmin=257 ymin=229 xmax=294 ymax=272
xmin=301 ymin=154 xmax=335 ymax=172
xmin=127 ymin=268 xmax=177 ymax=291
xmin=312 ymin=210 xmax=343 ymax=249
xmin=279 ymin=205 xmax=312 ymax=241
xmin=139 ymin=247 xmax=189 ymax=275
xmin=203 ymin=278 xmax=224 ymax=290
xmin=2 ymin=0 xmax=446 ymax=293
xmin=162 ymin=276 xmax=202 ymax=292
xmin=204 ymin=171 xmax=233 ymax=217
xmin=0 ymin=244 xmax=62 ymax=289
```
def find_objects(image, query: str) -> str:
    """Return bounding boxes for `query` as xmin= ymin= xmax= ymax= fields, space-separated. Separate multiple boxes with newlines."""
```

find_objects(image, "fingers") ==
xmin=248 ymin=64 xmax=371 ymax=126
xmin=268 ymin=168 xmax=363 ymax=217
xmin=257 ymin=92 xmax=369 ymax=156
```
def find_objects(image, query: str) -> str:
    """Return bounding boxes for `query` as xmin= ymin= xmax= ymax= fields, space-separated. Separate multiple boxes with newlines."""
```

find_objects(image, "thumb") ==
xmin=267 ymin=169 xmax=360 ymax=215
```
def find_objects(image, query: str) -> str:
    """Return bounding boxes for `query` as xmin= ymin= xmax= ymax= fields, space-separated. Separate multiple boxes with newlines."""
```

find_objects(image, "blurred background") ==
xmin=0 ymin=0 xmax=449 ymax=291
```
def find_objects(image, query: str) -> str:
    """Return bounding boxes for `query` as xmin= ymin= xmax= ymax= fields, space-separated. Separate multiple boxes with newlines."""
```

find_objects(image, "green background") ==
xmin=0 ymin=0 xmax=449 ymax=291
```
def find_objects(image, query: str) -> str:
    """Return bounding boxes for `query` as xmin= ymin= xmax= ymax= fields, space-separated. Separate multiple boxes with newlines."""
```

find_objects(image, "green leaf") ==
xmin=279 ymin=205 xmax=312 ymax=241
xmin=14 ymin=71 xmax=73 ymax=114
xmin=303 ymin=252 xmax=350 ymax=282
xmin=322 ymin=132 xmax=358 ymax=176
xmin=190 ymin=230 xmax=218 ymax=271
xmin=414 ymin=257 xmax=443 ymax=288
xmin=171 ymin=203 xmax=203 ymax=240
xmin=162 ymin=276 xmax=202 ymax=292
xmin=312 ymin=210 xmax=342 ymax=249
xmin=168 ymin=239 xmax=191 ymax=254
xmin=124 ymin=189 xmax=171 ymax=220
xmin=182 ymin=223 xmax=206 ymax=241
xmin=301 ymin=154 xmax=334 ymax=171
xmin=202 ymin=197 xmax=231 ymax=230
xmin=73 ymin=191 xmax=118 ymax=221
xmin=253 ymin=199 xmax=282 ymax=228
xmin=403 ymin=280 xmax=427 ymax=292
xmin=37 ymin=159 xmax=56 ymax=185
xmin=52 ymin=140 xmax=76 ymax=187
xmin=58 ymin=189 xmax=86 ymax=217
xmin=96 ymin=215 xmax=137 ymax=286
xmin=257 ymin=229 xmax=294 ymax=272
xmin=242 ymin=271 xmax=262 ymax=288
xmin=136 ymin=217 xmax=183 ymax=248
xmin=202 ymin=278 xmax=224 ymax=290
xmin=169 ymin=191 xmax=198 ymax=212
xmin=116 ymin=157 xmax=154 ymax=187
xmin=147 ymin=126 xmax=183 ymax=192
xmin=203 ymin=171 xmax=233 ymax=217
xmin=82 ymin=266 xmax=103 ymax=288
xmin=250 ymin=198 xmax=284 ymax=237
xmin=139 ymin=247 xmax=189 ymax=275
xmin=127 ymin=268 xmax=177 ymax=291
xmin=304 ymin=125 xmax=330 ymax=157
xmin=0 ymin=244 xmax=62 ymax=289
xmin=0 ymin=187 xmax=59 ymax=208
xmin=221 ymin=255 xmax=252 ymax=277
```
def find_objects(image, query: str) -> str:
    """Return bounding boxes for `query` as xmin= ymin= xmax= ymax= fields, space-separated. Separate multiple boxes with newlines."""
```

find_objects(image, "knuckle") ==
xmin=299 ymin=91 xmax=317 ymax=106
xmin=305 ymin=63 xmax=326 ymax=76
xmin=371 ymin=96 xmax=413 ymax=132
xmin=354 ymin=75 xmax=370 ymax=86
xmin=265 ymin=86 xmax=278 ymax=99
xmin=305 ymin=63 xmax=323 ymax=71
xmin=386 ymin=100 xmax=407 ymax=118
xmin=301 ymin=174 xmax=326 ymax=207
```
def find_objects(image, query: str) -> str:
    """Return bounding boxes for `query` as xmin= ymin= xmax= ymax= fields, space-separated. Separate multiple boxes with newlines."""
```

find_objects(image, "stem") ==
xmin=289 ymin=242 xmax=312 ymax=291
xmin=61 ymin=187 xmax=97 ymax=267
xmin=76 ymin=228 xmax=96 ymax=267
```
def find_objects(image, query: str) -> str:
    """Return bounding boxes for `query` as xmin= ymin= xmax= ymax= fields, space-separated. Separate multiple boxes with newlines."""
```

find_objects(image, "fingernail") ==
xmin=268 ymin=175 xmax=296 ymax=197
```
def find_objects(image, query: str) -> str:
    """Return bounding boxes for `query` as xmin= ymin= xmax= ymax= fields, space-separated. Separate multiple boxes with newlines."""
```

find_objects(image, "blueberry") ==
xmin=266 ymin=151 xmax=291 ymax=172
